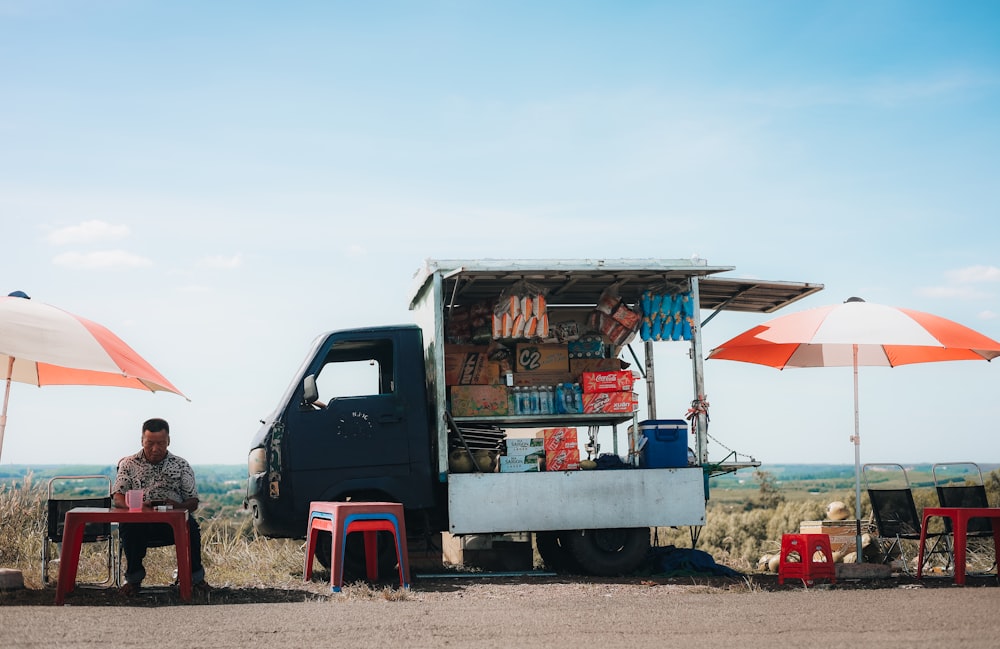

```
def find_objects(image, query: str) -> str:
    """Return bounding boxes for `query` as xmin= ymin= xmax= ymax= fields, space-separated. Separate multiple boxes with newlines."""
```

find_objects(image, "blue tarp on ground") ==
xmin=647 ymin=546 xmax=744 ymax=577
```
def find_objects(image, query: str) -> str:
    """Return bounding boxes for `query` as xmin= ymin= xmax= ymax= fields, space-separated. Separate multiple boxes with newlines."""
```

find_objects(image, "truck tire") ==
xmin=565 ymin=528 xmax=650 ymax=577
xmin=313 ymin=530 xmax=401 ymax=582
xmin=535 ymin=531 xmax=585 ymax=574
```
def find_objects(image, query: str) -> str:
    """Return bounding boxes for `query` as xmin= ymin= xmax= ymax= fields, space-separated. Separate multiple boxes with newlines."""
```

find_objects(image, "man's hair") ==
xmin=142 ymin=418 xmax=170 ymax=435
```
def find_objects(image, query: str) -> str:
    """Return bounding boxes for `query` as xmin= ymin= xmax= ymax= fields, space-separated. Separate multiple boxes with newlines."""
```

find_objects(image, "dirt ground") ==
xmin=2 ymin=573 xmax=999 ymax=649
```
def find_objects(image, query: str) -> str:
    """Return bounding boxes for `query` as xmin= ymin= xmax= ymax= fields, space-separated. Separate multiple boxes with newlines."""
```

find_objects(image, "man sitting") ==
xmin=113 ymin=417 xmax=208 ymax=594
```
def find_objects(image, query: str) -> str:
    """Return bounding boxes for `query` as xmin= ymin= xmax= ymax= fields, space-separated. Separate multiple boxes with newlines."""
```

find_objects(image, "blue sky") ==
xmin=1 ymin=1 xmax=998 ymax=469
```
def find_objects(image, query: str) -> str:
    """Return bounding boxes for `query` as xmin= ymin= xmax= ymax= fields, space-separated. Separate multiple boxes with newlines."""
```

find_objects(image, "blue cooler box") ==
xmin=639 ymin=419 xmax=688 ymax=468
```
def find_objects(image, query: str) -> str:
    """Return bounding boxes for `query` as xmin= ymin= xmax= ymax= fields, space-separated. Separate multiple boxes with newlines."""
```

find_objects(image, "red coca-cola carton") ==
xmin=545 ymin=445 xmax=580 ymax=471
xmin=582 ymin=391 xmax=638 ymax=414
xmin=580 ymin=370 xmax=635 ymax=393
xmin=542 ymin=427 xmax=578 ymax=452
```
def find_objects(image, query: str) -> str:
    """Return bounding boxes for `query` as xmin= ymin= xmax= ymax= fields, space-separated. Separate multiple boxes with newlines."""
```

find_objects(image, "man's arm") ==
xmin=112 ymin=492 xmax=127 ymax=509
xmin=165 ymin=496 xmax=199 ymax=512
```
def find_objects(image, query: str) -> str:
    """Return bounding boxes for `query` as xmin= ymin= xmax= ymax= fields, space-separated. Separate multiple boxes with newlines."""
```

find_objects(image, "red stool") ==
xmin=777 ymin=533 xmax=836 ymax=586
xmin=303 ymin=501 xmax=410 ymax=592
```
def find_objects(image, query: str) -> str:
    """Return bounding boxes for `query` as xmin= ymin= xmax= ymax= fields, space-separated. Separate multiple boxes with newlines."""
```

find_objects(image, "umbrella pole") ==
xmin=0 ymin=357 xmax=12 ymax=462
xmin=852 ymin=345 xmax=863 ymax=563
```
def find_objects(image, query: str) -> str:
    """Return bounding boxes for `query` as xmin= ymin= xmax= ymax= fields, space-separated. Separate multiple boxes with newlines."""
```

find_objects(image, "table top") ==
xmin=924 ymin=506 xmax=1000 ymax=516
xmin=65 ymin=506 xmax=188 ymax=521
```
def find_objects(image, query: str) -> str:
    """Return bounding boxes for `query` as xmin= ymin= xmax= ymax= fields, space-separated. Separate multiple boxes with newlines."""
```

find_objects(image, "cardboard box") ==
xmin=581 ymin=391 xmax=638 ymax=414
xmin=514 ymin=343 xmax=570 ymax=373
xmin=542 ymin=427 xmax=578 ymax=452
xmin=545 ymin=446 xmax=580 ymax=471
xmin=799 ymin=520 xmax=872 ymax=554
xmin=450 ymin=385 xmax=510 ymax=417
xmin=581 ymin=370 xmax=636 ymax=393
xmin=512 ymin=371 xmax=574 ymax=387
xmin=569 ymin=358 xmax=624 ymax=375
xmin=444 ymin=345 xmax=490 ymax=385
xmin=505 ymin=437 xmax=544 ymax=454
xmin=499 ymin=455 xmax=543 ymax=472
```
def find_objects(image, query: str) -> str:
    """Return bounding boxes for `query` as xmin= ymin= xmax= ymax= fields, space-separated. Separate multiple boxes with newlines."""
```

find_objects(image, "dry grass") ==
xmin=2 ymin=472 xmax=996 ymax=596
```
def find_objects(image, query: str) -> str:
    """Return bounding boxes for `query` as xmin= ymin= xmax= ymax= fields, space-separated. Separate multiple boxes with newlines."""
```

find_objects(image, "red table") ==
xmin=55 ymin=506 xmax=191 ymax=605
xmin=917 ymin=506 xmax=1000 ymax=585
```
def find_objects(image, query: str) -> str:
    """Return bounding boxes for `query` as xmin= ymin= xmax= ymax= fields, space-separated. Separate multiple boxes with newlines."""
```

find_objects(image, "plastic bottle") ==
xmin=510 ymin=387 xmax=522 ymax=416
xmin=562 ymin=382 xmax=577 ymax=414
xmin=529 ymin=387 xmax=540 ymax=415
xmin=572 ymin=383 xmax=584 ymax=414
xmin=555 ymin=383 xmax=566 ymax=414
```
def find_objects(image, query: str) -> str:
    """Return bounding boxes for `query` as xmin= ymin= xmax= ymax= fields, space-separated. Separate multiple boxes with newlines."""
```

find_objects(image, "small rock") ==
xmin=0 ymin=568 xmax=25 ymax=591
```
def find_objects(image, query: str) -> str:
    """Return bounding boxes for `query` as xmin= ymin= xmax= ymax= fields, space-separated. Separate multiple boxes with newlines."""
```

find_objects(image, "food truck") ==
xmin=246 ymin=258 xmax=821 ymax=575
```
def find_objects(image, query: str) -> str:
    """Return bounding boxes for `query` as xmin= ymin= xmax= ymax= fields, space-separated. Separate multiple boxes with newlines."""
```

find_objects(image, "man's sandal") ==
xmin=118 ymin=582 xmax=141 ymax=596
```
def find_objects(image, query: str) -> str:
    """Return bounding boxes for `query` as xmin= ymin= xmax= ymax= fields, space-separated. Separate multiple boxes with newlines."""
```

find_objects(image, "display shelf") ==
xmin=452 ymin=413 xmax=634 ymax=428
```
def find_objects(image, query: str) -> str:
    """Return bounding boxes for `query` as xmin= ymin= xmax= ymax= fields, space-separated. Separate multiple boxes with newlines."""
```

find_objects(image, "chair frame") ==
xmin=932 ymin=462 xmax=994 ymax=535
xmin=933 ymin=462 xmax=996 ymax=573
xmin=42 ymin=475 xmax=118 ymax=586
xmin=863 ymin=463 xmax=951 ymax=573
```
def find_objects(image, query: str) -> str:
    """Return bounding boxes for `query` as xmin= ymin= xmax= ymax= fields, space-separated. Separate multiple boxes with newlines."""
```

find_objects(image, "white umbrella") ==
xmin=0 ymin=293 xmax=186 ymax=461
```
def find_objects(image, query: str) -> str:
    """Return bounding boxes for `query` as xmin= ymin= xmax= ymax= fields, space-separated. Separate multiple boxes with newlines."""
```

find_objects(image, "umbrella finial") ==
xmin=844 ymin=296 xmax=865 ymax=303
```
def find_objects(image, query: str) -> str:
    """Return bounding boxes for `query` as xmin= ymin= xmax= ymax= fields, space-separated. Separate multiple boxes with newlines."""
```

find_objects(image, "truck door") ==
xmin=285 ymin=332 xmax=411 ymax=474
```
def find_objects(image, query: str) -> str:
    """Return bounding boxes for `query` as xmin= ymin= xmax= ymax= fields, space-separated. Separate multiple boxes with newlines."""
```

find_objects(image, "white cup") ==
xmin=125 ymin=489 xmax=144 ymax=511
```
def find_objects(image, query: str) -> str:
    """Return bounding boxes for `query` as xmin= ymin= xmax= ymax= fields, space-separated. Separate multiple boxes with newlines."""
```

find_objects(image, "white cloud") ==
xmin=198 ymin=254 xmax=243 ymax=269
xmin=945 ymin=265 xmax=1000 ymax=284
xmin=914 ymin=285 xmax=991 ymax=300
xmin=46 ymin=220 xmax=131 ymax=246
xmin=979 ymin=310 xmax=998 ymax=320
xmin=915 ymin=265 xmax=1000 ymax=300
xmin=52 ymin=250 xmax=153 ymax=269
xmin=347 ymin=245 xmax=367 ymax=257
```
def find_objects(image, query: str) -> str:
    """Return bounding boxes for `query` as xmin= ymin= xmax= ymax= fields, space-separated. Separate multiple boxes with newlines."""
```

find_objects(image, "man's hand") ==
xmin=112 ymin=493 xmax=128 ymax=509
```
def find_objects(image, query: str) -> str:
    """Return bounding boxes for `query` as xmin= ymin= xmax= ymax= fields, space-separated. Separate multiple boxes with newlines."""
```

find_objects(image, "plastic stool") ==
xmin=303 ymin=501 xmax=410 ymax=592
xmin=777 ymin=533 xmax=836 ymax=586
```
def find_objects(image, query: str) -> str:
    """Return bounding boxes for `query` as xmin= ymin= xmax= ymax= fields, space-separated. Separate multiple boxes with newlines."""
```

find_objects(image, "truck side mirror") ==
xmin=302 ymin=374 xmax=319 ymax=405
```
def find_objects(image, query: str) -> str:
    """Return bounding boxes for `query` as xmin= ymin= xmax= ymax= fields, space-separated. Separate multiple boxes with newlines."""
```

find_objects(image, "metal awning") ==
xmin=697 ymin=277 xmax=824 ymax=314
xmin=411 ymin=259 xmax=823 ymax=314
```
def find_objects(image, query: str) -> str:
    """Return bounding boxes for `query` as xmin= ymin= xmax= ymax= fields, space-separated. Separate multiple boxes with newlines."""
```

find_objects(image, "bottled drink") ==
xmin=528 ymin=386 xmax=540 ymax=415
xmin=572 ymin=383 xmax=584 ymax=413
xmin=510 ymin=387 xmax=522 ymax=416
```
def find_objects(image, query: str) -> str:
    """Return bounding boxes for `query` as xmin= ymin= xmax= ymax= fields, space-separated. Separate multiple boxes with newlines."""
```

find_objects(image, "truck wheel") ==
xmin=535 ymin=531 xmax=585 ymax=574
xmin=313 ymin=530 xmax=401 ymax=582
xmin=565 ymin=528 xmax=650 ymax=577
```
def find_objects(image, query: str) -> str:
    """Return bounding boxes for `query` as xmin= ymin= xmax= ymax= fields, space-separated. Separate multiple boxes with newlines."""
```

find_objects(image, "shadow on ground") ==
xmin=2 ymin=570 xmax=997 ymax=607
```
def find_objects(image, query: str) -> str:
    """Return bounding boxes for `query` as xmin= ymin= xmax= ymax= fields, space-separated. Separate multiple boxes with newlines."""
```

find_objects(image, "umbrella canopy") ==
xmin=0 ymin=294 xmax=187 ymax=460
xmin=706 ymin=297 xmax=1000 ymax=561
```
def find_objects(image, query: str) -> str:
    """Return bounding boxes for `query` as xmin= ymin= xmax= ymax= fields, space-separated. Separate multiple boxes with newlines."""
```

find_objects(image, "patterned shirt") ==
xmin=113 ymin=450 xmax=199 ymax=504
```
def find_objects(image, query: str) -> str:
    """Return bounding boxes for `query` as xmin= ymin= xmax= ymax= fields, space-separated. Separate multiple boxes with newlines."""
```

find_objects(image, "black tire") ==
xmin=565 ymin=528 xmax=651 ymax=577
xmin=535 ymin=531 xmax=585 ymax=574
xmin=313 ymin=530 xmax=401 ymax=583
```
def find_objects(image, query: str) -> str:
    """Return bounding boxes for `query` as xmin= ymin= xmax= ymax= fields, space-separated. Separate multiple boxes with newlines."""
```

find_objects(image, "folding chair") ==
xmin=933 ymin=462 xmax=996 ymax=572
xmin=863 ymin=463 xmax=951 ymax=573
xmin=42 ymin=475 xmax=118 ymax=586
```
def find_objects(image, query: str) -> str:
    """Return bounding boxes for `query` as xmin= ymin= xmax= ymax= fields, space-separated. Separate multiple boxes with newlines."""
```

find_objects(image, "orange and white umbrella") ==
xmin=0 ymin=293 xmax=187 ymax=460
xmin=707 ymin=297 xmax=1000 ymax=560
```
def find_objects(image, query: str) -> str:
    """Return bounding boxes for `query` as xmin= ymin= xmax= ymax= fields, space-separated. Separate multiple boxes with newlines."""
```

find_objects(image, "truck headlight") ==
xmin=248 ymin=447 xmax=267 ymax=475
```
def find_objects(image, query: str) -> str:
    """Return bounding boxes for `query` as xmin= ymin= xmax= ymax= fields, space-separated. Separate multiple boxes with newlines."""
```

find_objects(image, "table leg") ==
xmin=54 ymin=519 xmax=84 ymax=605
xmin=917 ymin=513 xmax=930 ymax=579
xmin=952 ymin=513 xmax=967 ymax=586
xmin=172 ymin=520 xmax=192 ymax=602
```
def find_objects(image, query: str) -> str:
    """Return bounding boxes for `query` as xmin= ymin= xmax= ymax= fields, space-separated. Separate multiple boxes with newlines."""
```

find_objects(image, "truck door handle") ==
xmin=378 ymin=415 xmax=402 ymax=424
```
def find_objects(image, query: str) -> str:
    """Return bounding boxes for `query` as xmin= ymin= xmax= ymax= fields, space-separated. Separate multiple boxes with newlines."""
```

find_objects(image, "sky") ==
xmin=1 ymin=1 xmax=998 ymax=471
